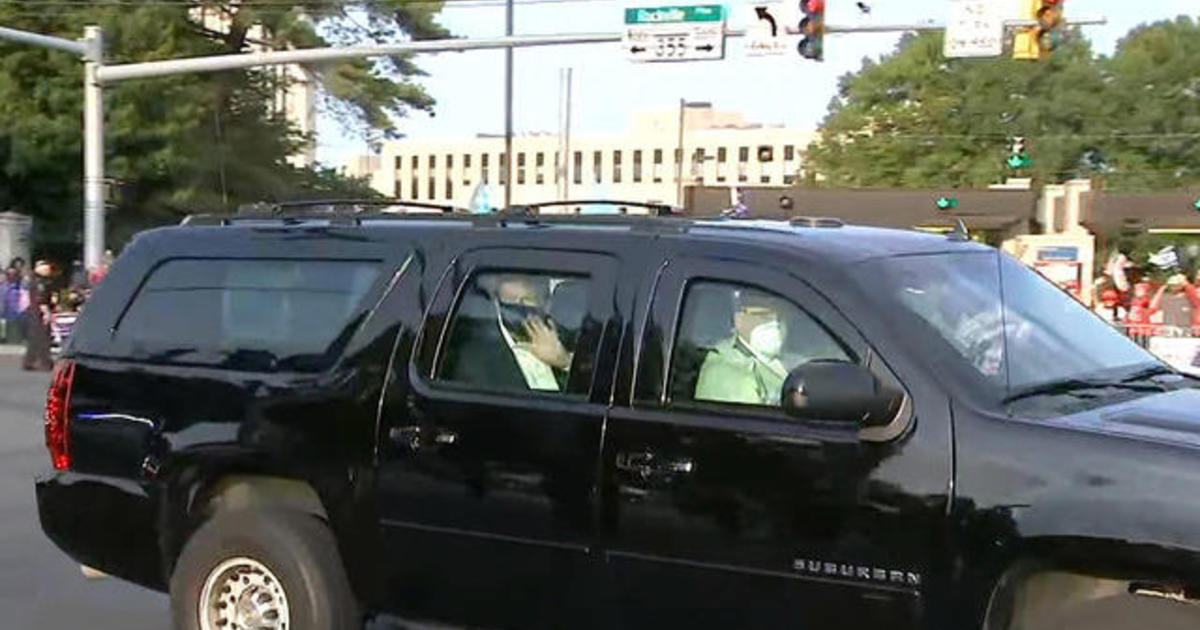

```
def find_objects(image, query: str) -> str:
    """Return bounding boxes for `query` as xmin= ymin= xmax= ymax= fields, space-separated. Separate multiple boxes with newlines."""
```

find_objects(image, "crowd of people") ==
xmin=1093 ymin=250 xmax=1200 ymax=340
xmin=1 ymin=253 xmax=112 ymax=371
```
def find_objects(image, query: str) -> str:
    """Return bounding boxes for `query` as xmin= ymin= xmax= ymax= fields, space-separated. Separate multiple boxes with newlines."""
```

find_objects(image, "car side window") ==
xmin=437 ymin=270 xmax=592 ymax=394
xmin=669 ymin=281 xmax=852 ymax=409
xmin=115 ymin=258 xmax=380 ymax=372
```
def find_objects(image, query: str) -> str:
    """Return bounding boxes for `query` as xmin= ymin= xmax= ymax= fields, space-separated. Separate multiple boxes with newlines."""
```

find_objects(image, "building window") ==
xmin=536 ymin=152 xmax=545 ymax=185
xmin=446 ymin=178 xmax=453 ymax=199
xmin=593 ymin=151 xmax=602 ymax=184
xmin=394 ymin=156 xmax=402 ymax=171
xmin=429 ymin=155 xmax=436 ymax=170
xmin=482 ymin=154 xmax=490 ymax=183
xmin=573 ymin=151 xmax=583 ymax=185
xmin=517 ymin=153 xmax=526 ymax=185
xmin=500 ymin=154 xmax=507 ymax=185
xmin=446 ymin=154 xmax=454 ymax=170
xmin=633 ymin=150 xmax=643 ymax=183
xmin=393 ymin=181 xmax=402 ymax=197
xmin=784 ymin=145 xmax=795 ymax=161
xmin=653 ymin=149 xmax=663 ymax=183
xmin=716 ymin=147 xmax=727 ymax=182
xmin=691 ymin=148 xmax=705 ymax=178
xmin=757 ymin=146 xmax=774 ymax=162
xmin=411 ymin=156 xmax=418 ymax=171
xmin=411 ymin=178 xmax=419 ymax=199
xmin=428 ymin=177 xmax=436 ymax=200
xmin=613 ymin=150 xmax=622 ymax=184
xmin=464 ymin=154 xmax=472 ymax=169
xmin=738 ymin=146 xmax=749 ymax=182
xmin=463 ymin=154 xmax=472 ymax=186
xmin=784 ymin=173 xmax=798 ymax=185
xmin=760 ymin=174 xmax=771 ymax=184
xmin=674 ymin=148 xmax=683 ymax=165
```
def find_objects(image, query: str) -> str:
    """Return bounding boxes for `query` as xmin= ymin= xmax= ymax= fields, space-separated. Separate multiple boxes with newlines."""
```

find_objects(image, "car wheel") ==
xmin=170 ymin=508 xmax=361 ymax=630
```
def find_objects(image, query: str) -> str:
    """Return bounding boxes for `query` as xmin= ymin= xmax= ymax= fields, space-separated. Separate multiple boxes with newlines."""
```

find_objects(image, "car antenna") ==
xmin=948 ymin=218 xmax=970 ymax=242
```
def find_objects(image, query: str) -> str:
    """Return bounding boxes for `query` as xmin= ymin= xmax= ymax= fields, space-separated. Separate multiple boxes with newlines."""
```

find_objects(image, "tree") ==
xmin=806 ymin=19 xmax=1200 ymax=192
xmin=1097 ymin=17 xmax=1200 ymax=191
xmin=0 ymin=0 xmax=444 ymax=254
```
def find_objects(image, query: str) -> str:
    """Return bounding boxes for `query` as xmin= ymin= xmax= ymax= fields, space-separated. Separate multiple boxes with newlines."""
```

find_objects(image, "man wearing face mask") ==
xmin=694 ymin=290 xmax=789 ymax=406
xmin=492 ymin=275 xmax=573 ymax=392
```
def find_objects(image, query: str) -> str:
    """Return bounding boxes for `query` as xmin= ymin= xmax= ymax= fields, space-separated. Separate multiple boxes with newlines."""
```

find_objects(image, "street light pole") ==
xmin=82 ymin=26 xmax=105 ymax=271
xmin=675 ymin=98 xmax=685 ymax=208
xmin=504 ymin=0 xmax=515 ymax=209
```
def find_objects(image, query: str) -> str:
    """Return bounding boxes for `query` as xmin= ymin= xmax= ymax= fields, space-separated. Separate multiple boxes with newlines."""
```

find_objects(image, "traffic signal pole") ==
xmin=3 ymin=14 xmax=1109 ymax=269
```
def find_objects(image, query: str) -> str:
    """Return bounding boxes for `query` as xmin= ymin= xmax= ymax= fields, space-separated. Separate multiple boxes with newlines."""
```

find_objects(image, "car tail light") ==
xmin=44 ymin=360 xmax=76 ymax=471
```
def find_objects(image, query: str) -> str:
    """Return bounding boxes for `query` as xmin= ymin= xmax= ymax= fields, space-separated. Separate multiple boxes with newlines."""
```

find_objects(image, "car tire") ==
xmin=170 ymin=508 xmax=361 ymax=630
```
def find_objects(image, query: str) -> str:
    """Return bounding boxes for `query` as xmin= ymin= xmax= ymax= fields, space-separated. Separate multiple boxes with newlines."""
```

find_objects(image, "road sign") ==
xmin=944 ymin=0 xmax=1005 ymax=58
xmin=624 ymin=4 xmax=726 ymax=62
xmin=745 ymin=2 xmax=798 ymax=57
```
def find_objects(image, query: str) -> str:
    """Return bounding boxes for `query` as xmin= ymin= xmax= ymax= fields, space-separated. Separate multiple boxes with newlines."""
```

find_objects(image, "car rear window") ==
xmin=110 ymin=258 xmax=380 ymax=372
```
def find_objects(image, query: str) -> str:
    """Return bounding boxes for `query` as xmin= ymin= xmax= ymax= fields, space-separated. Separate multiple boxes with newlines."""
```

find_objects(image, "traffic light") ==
xmin=1014 ymin=0 xmax=1065 ymax=60
xmin=1193 ymin=197 xmax=1200 ymax=212
xmin=1007 ymin=137 xmax=1033 ymax=169
xmin=936 ymin=197 xmax=959 ymax=211
xmin=797 ymin=0 xmax=825 ymax=61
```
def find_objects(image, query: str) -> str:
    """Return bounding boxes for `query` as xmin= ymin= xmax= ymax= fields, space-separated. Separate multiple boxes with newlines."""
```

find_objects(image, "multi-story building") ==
xmin=357 ymin=105 xmax=819 ymax=209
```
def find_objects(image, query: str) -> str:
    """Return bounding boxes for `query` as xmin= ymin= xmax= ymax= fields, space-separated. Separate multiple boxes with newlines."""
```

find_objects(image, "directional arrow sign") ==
xmin=624 ymin=4 xmax=726 ymax=62
xmin=745 ymin=2 xmax=798 ymax=57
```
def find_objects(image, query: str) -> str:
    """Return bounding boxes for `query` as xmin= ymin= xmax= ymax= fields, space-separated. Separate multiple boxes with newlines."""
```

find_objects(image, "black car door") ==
xmin=376 ymin=246 xmax=619 ymax=629
xmin=602 ymin=255 xmax=943 ymax=629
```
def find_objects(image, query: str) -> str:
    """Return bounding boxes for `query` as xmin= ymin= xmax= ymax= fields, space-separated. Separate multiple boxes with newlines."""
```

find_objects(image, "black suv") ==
xmin=36 ymin=207 xmax=1200 ymax=629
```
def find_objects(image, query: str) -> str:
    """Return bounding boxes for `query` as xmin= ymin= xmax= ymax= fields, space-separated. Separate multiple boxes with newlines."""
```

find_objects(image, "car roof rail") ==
xmin=522 ymin=200 xmax=681 ymax=217
xmin=788 ymin=216 xmax=845 ymax=229
xmin=180 ymin=198 xmax=469 ymax=226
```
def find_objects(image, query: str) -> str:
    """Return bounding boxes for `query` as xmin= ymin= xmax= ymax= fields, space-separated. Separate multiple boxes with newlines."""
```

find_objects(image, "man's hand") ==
xmin=525 ymin=318 xmax=572 ymax=370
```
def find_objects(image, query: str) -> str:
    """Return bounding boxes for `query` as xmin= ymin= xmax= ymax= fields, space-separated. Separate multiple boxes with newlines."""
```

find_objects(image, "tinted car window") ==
xmin=116 ymin=258 xmax=379 ymax=371
xmin=670 ymin=281 xmax=851 ymax=409
xmin=438 ymin=271 xmax=591 ymax=394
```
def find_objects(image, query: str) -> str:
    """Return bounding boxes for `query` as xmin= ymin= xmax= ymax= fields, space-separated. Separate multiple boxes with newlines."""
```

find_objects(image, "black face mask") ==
xmin=498 ymin=301 xmax=545 ymax=338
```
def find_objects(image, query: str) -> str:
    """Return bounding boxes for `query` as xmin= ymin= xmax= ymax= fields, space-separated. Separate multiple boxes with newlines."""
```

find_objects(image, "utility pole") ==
xmin=557 ymin=68 xmax=573 ymax=201
xmin=82 ymin=26 xmax=105 ymax=271
xmin=504 ymin=0 xmax=515 ymax=209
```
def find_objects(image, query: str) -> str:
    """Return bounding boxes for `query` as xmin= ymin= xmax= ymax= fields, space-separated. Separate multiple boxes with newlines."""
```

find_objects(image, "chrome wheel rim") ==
xmin=198 ymin=556 xmax=290 ymax=630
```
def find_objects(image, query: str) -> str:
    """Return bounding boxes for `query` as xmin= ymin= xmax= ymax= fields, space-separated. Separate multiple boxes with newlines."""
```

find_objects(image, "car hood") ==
xmin=1051 ymin=388 xmax=1200 ymax=449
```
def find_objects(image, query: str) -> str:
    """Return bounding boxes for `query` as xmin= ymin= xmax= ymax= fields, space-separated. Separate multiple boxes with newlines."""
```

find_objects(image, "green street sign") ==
xmin=624 ymin=5 xmax=724 ymax=24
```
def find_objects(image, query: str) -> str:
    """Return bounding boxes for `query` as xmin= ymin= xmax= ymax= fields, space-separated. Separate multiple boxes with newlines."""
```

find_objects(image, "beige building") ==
xmin=358 ymin=105 xmax=819 ymax=209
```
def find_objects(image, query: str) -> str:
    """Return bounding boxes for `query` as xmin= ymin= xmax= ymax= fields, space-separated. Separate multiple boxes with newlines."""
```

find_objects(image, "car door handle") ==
xmin=615 ymin=451 xmax=695 ymax=479
xmin=389 ymin=425 xmax=457 ymax=451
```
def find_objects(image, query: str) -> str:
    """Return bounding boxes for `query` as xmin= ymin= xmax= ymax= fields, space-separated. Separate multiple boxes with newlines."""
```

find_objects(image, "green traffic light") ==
xmin=936 ymin=197 xmax=959 ymax=211
xmin=1194 ymin=197 xmax=1200 ymax=212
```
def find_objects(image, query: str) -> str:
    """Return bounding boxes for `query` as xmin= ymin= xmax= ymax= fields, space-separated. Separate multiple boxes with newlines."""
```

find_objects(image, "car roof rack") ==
xmin=180 ymin=198 xmax=468 ymax=226
xmin=520 ymin=200 xmax=681 ymax=217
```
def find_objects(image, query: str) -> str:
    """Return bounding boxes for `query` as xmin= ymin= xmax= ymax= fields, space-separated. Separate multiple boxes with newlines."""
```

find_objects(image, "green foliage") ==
xmin=805 ymin=18 xmax=1200 ymax=192
xmin=0 ymin=1 xmax=439 ymax=251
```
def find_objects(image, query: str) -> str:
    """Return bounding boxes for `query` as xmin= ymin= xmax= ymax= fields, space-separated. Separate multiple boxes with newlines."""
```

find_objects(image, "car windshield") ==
xmin=852 ymin=250 xmax=1161 ymax=407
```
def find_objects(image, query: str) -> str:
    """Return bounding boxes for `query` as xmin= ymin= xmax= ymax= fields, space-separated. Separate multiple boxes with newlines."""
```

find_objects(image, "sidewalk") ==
xmin=0 ymin=344 xmax=25 ymax=357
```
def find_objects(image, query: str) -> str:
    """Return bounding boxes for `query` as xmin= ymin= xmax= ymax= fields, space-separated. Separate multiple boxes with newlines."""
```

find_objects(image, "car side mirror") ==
xmin=781 ymin=360 xmax=902 ymax=427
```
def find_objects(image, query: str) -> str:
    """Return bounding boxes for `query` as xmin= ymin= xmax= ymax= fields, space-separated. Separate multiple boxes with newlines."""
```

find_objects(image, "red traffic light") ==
xmin=803 ymin=0 xmax=825 ymax=14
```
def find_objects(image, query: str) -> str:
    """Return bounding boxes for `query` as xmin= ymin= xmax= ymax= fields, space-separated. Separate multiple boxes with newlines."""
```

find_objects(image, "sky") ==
xmin=314 ymin=0 xmax=1200 ymax=167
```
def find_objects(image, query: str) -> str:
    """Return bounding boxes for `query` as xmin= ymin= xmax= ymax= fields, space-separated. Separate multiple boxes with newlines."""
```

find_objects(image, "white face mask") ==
xmin=748 ymin=321 xmax=784 ymax=359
